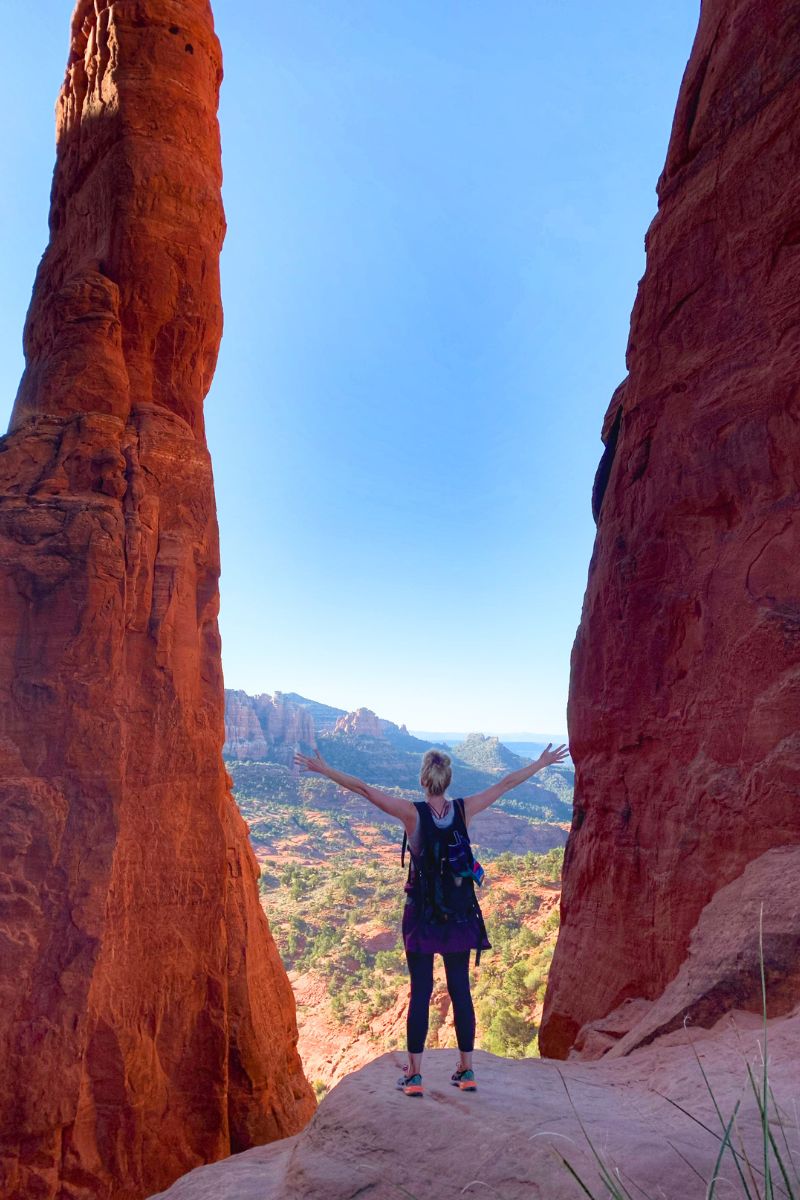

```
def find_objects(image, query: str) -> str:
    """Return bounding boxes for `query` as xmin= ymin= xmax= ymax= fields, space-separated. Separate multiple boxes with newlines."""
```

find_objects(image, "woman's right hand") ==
xmin=534 ymin=743 xmax=570 ymax=770
xmin=293 ymin=749 xmax=329 ymax=776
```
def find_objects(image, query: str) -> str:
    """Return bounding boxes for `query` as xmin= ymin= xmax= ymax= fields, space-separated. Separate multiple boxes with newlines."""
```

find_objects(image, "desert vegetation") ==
xmin=260 ymin=844 xmax=564 ymax=1059
xmin=230 ymin=743 xmax=569 ymax=1079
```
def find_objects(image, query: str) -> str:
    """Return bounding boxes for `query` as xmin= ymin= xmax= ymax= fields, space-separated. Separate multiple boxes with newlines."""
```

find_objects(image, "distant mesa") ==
xmin=451 ymin=731 xmax=526 ymax=772
xmin=223 ymin=687 xmax=576 ymax=832
xmin=224 ymin=688 xmax=431 ymax=761
xmin=223 ymin=689 xmax=559 ymax=764
xmin=333 ymin=706 xmax=406 ymax=739
xmin=412 ymin=729 xmax=568 ymax=747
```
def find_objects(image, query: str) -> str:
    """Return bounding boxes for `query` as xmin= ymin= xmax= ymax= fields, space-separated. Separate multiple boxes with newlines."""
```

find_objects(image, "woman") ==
xmin=293 ymin=740 xmax=569 ymax=1096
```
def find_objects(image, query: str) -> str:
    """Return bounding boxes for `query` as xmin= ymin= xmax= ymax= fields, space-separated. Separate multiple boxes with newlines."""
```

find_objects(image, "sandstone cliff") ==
xmin=540 ymin=0 xmax=800 ymax=1058
xmin=0 ymin=3 xmax=313 ymax=1198
xmin=332 ymin=707 xmax=385 ymax=738
xmin=283 ymin=692 xmax=348 ymax=733
xmin=144 ymin=3 xmax=800 ymax=1194
xmin=224 ymin=690 xmax=317 ymax=761
xmin=224 ymin=690 xmax=273 ymax=759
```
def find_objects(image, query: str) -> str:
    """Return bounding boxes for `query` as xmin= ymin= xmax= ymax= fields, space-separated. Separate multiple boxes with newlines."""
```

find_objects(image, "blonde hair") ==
xmin=420 ymin=749 xmax=452 ymax=796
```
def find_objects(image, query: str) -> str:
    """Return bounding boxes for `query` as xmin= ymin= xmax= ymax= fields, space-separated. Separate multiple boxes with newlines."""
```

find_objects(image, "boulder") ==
xmin=605 ymin=845 xmax=800 ymax=1058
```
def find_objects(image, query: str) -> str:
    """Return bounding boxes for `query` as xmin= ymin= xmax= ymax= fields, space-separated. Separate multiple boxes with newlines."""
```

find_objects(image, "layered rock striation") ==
xmin=223 ymin=690 xmax=420 ymax=760
xmin=0 ymin=3 xmax=313 ymax=1198
xmin=541 ymin=0 xmax=800 ymax=1056
xmin=224 ymin=690 xmax=317 ymax=761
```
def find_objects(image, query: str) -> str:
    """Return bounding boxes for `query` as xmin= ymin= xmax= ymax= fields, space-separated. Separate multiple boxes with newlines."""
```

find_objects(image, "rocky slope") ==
xmin=152 ymin=1009 xmax=800 ymax=1200
xmin=541 ymin=0 xmax=800 ymax=1056
xmin=0 ymin=5 xmax=312 ymax=1199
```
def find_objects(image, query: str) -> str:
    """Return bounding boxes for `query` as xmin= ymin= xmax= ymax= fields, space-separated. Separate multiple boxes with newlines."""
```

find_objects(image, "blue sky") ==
xmin=0 ymin=2 xmax=700 ymax=734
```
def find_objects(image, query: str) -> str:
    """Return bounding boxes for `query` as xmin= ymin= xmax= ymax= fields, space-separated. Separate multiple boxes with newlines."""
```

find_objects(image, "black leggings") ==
xmin=405 ymin=950 xmax=475 ymax=1054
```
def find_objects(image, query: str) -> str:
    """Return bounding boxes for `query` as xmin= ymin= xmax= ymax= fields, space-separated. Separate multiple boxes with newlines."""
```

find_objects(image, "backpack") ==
xmin=401 ymin=799 xmax=486 ymax=956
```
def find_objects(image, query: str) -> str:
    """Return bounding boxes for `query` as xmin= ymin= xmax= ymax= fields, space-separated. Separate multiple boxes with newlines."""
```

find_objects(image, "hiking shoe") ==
xmin=450 ymin=1067 xmax=477 ymax=1091
xmin=397 ymin=1072 xmax=424 ymax=1097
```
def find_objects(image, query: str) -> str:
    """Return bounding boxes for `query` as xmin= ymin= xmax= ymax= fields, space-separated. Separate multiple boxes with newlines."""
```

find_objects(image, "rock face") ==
xmin=224 ymin=690 xmax=317 ymax=761
xmin=224 ymin=691 xmax=273 ymax=759
xmin=540 ymin=0 xmax=800 ymax=1057
xmin=0 ymin=3 xmax=314 ymax=1199
xmin=570 ymin=847 xmax=800 ymax=1061
xmin=283 ymin=693 xmax=348 ymax=733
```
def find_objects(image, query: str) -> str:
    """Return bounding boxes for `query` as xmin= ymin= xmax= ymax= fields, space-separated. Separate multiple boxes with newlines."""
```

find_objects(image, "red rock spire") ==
xmin=0 ymin=3 xmax=313 ymax=1197
xmin=540 ymin=0 xmax=800 ymax=1058
xmin=10 ymin=0 xmax=225 ymax=438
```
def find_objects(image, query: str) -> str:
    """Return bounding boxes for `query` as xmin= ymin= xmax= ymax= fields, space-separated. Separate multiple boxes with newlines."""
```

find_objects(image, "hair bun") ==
xmin=420 ymin=749 xmax=452 ymax=796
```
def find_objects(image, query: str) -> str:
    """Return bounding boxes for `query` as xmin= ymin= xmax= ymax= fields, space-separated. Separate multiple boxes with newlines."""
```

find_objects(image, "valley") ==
xmin=225 ymin=688 xmax=573 ymax=1091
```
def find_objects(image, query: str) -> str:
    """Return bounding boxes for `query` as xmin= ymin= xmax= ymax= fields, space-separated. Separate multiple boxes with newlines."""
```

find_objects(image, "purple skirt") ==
xmin=402 ymin=899 xmax=492 ymax=956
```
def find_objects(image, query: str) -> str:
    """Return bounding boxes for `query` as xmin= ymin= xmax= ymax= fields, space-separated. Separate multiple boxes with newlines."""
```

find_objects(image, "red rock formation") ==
xmin=0 ymin=3 xmax=314 ymax=1198
xmin=540 ymin=0 xmax=800 ymax=1057
xmin=604 ymin=846 xmax=800 ymax=1058
xmin=223 ymin=690 xmax=317 ymax=760
xmin=224 ymin=691 xmax=273 ymax=759
xmin=333 ymin=708 xmax=385 ymax=738
xmin=261 ymin=691 xmax=317 ymax=749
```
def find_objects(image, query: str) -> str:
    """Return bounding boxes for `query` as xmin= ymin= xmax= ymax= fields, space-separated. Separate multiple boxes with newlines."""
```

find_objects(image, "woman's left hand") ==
xmin=294 ymin=750 xmax=329 ymax=775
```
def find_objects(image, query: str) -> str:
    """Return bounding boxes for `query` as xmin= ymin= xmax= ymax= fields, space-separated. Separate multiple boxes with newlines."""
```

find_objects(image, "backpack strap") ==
xmin=475 ymin=906 xmax=489 ymax=967
xmin=416 ymin=800 xmax=436 ymax=835
xmin=401 ymin=802 xmax=426 ymax=868
xmin=453 ymin=798 xmax=486 ymax=967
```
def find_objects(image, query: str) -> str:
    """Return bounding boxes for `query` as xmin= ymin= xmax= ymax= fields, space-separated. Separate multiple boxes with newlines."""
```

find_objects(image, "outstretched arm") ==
xmin=463 ymin=743 xmax=569 ymax=823
xmin=294 ymin=750 xmax=417 ymax=834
